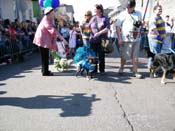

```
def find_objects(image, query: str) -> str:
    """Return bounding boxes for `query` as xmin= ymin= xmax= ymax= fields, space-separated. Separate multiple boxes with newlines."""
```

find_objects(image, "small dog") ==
xmin=75 ymin=56 xmax=98 ymax=80
xmin=150 ymin=53 xmax=175 ymax=84
xmin=52 ymin=51 xmax=73 ymax=71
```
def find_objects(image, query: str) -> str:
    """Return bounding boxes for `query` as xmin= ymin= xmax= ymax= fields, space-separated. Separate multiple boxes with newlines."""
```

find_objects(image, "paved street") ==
xmin=0 ymin=51 xmax=175 ymax=131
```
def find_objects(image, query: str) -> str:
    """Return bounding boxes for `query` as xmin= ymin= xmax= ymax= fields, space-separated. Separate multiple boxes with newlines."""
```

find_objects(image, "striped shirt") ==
xmin=156 ymin=16 xmax=166 ymax=38
xmin=148 ymin=15 xmax=166 ymax=43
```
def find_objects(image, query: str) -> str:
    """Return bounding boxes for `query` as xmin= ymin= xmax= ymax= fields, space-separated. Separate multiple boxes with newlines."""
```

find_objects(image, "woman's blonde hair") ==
xmin=85 ymin=10 xmax=92 ymax=17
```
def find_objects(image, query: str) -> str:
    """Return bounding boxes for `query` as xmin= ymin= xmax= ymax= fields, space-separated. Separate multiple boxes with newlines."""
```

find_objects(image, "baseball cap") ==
xmin=127 ymin=0 xmax=136 ymax=8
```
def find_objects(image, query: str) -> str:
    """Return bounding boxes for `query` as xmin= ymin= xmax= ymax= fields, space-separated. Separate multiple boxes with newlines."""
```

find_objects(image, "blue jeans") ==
xmin=171 ymin=34 xmax=175 ymax=50
xmin=147 ymin=37 xmax=162 ymax=68
xmin=140 ymin=34 xmax=149 ymax=49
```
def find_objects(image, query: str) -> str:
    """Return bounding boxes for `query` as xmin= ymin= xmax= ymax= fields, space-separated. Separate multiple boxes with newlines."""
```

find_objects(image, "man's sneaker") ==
xmin=133 ymin=72 xmax=142 ymax=79
xmin=118 ymin=68 xmax=123 ymax=75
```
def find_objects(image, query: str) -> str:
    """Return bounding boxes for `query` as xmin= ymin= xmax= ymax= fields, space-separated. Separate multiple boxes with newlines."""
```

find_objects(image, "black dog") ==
xmin=150 ymin=53 xmax=175 ymax=84
xmin=75 ymin=56 xmax=98 ymax=80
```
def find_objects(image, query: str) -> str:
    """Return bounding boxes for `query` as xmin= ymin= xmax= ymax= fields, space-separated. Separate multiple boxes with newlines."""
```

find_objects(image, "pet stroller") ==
xmin=51 ymin=40 xmax=72 ymax=71
xmin=56 ymin=40 xmax=69 ymax=58
xmin=73 ymin=45 xmax=97 ymax=78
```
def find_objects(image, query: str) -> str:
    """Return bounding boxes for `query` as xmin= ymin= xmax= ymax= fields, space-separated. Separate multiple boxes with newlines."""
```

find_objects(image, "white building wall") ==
xmin=0 ymin=1 xmax=1 ymax=18
xmin=0 ymin=0 xmax=16 ymax=20
xmin=26 ymin=0 xmax=35 ymax=21
xmin=0 ymin=0 xmax=38 ymax=22
xmin=0 ymin=0 xmax=74 ymax=23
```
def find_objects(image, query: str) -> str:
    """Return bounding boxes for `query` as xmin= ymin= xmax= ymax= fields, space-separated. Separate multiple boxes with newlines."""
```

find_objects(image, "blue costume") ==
xmin=74 ymin=45 xmax=96 ymax=71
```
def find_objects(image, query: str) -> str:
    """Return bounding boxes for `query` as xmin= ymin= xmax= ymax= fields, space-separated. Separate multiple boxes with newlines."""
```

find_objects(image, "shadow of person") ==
xmin=0 ymin=83 xmax=6 ymax=86
xmin=0 ymin=91 xmax=7 ymax=95
xmin=60 ymin=93 xmax=100 ymax=117
xmin=0 ymin=93 xmax=101 ymax=117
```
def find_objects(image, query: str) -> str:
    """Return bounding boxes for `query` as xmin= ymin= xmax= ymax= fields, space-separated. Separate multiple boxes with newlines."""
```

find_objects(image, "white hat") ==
xmin=44 ymin=7 xmax=54 ymax=15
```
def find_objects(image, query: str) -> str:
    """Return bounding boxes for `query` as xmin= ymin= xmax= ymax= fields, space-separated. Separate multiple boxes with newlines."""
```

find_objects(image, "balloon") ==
xmin=39 ymin=0 xmax=44 ymax=7
xmin=44 ymin=0 xmax=52 ymax=7
xmin=52 ymin=0 xmax=60 ymax=8
xmin=39 ymin=0 xmax=60 ymax=8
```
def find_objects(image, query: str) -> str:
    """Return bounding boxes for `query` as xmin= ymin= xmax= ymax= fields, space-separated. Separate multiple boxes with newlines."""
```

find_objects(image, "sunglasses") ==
xmin=85 ymin=14 xmax=91 ymax=16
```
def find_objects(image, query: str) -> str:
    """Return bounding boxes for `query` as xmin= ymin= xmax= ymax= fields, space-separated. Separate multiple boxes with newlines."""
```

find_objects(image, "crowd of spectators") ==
xmin=0 ymin=18 xmax=37 ymax=63
xmin=1 ymin=3 xmax=175 ymax=78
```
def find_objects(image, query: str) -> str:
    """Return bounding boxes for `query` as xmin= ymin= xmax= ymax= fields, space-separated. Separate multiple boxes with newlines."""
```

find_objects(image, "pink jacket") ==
xmin=33 ymin=15 xmax=58 ymax=50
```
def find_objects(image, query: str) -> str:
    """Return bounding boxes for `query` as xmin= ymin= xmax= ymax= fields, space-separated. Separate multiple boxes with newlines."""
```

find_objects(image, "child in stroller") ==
xmin=74 ymin=45 xmax=98 ymax=80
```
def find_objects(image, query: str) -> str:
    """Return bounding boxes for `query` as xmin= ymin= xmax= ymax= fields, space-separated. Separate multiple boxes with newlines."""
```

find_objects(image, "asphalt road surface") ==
xmin=0 ymin=51 xmax=175 ymax=131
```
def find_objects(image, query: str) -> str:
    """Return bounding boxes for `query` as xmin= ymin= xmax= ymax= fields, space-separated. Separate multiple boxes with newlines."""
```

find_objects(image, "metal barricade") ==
xmin=0 ymin=35 xmax=11 ymax=63
xmin=0 ymin=34 xmax=38 ymax=64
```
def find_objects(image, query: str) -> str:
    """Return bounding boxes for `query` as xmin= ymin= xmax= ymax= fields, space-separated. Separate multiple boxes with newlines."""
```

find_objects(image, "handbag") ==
xmin=101 ymin=38 xmax=114 ymax=54
xmin=94 ymin=16 xmax=114 ymax=53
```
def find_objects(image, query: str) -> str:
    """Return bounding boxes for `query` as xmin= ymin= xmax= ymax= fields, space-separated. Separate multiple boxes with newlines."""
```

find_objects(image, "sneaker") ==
xmin=133 ymin=73 xmax=142 ymax=79
xmin=118 ymin=68 xmax=123 ymax=75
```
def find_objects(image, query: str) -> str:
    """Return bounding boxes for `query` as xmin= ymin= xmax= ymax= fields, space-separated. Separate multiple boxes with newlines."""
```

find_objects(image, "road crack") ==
xmin=112 ymin=86 xmax=134 ymax=131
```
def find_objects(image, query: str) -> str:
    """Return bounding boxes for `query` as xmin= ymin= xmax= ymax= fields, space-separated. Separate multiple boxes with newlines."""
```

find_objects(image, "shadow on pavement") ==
xmin=93 ymin=70 xmax=151 ymax=84
xmin=94 ymin=71 xmax=132 ymax=84
xmin=0 ymin=83 xmax=6 ymax=86
xmin=53 ymin=69 xmax=77 ymax=76
xmin=0 ymin=91 xmax=7 ymax=95
xmin=0 ymin=53 xmax=41 ymax=82
xmin=0 ymin=93 xmax=101 ymax=117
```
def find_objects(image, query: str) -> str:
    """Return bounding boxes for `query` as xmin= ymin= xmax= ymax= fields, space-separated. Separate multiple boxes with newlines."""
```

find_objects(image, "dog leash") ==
xmin=169 ymin=48 xmax=175 ymax=54
xmin=78 ymin=25 xmax=86 ymax=45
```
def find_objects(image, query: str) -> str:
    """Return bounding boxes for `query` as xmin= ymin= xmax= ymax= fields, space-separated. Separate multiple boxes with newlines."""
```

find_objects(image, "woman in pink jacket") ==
xmin=33 ymin=7 xmax=68 ymax=76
